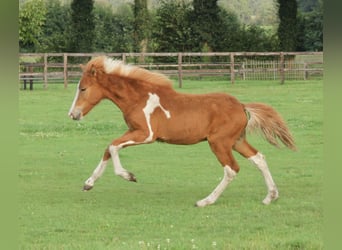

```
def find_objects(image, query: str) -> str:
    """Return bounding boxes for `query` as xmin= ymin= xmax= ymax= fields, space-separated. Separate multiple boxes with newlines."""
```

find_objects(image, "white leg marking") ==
xmin=109 ymin=141 xmax=136 ymax=181
xmin=84 ymin=159 xmax=108 ymax=190
xmin=68 ymin=81 xmax=80 ymax=117
xmin=142 ymin=93 xmax=171 ymax=142
xmin=248 ymin=152 xmax=279 ymax=204
xmin=196 ymin=166 xmax=236 ymax=207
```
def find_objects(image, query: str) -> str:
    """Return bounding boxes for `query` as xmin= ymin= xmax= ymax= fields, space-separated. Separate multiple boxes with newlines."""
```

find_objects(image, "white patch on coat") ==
xmin=142 ymin=93 xmax=171 ymax=142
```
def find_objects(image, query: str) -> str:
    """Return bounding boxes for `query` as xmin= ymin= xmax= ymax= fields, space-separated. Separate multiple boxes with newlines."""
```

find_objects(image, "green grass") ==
xmin=19 ymin=80 xmax=323 ymax=249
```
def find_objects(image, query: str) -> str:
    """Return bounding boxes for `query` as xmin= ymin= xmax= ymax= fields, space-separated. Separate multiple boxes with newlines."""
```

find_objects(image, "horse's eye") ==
xmin=80 ymin=88 xmax=86 ymax=92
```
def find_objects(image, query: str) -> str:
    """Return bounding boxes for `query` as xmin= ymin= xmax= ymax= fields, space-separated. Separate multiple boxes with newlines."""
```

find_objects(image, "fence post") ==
xmin=122 ymin=53 xmax=126 ymax=63
xmin=304 ymin=62 xmax=307 ymax=80
xmin=43 ymin=53 xmax=48 ymax=88
xmin=63 ymin=53 xmax=68 ymax=88
xmin=178 ymin=53 xmax=183 ymax=88
xmin=280 ymin=52 xmax=285 ymax=84
xmin=29 ymin=65 xmax=33 ymax=90
xmin=230 ymin=53 xmax=235 ymax=84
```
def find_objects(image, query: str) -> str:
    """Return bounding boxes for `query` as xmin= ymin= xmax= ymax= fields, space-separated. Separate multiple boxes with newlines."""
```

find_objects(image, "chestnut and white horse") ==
xmin=68 ymin=56 xmax=296 ymax=207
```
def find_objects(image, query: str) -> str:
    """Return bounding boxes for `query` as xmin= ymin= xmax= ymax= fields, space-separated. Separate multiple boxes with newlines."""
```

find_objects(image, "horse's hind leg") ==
xmin=196 ymin=139 xmax=239 ymax=207
xmin=233 ymin=138 xmax=279 ymax=204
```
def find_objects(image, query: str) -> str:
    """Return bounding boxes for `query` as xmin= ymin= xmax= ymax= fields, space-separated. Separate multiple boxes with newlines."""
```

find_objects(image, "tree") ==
xmin=19 ymin=0 xmax=46 ymax=52
xmin=215 ymin=9 xmax=242 ymax=52
xmin=93 ymin=3 xmax=134 ymax=52
xmin=303 ymin=3 xmax=323 ymax=51
xmin=188 ymin=0 xmax=242 ymax=52
xmin=68 ymin=0 xmax=95 ymax=53
xmin=277 ymin=0 xmax=298 ymax=51
xmin=133 ymin=0 xmax=151 ymax=54
xmin=239 ymin=25 xmax=278 ymax=52
xmin=298 ymin=0 xmax=319 ymax=12
xmin=39 ymin=0 xmax=69 ymax=52
xmin=152 ymin=0 xmax=193 ymax=53
xmin=189 ymin=0 xmax=222 ymax=51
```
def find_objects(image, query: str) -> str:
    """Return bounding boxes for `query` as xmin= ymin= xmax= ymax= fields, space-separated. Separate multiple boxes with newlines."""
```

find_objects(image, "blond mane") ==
xmin=85 ymin=56 xmax=173 ymax=87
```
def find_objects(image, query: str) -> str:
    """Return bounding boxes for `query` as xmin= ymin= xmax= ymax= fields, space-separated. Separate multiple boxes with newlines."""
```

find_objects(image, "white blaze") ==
xmin=68 ymin=81 xmax=80 ymax=117
xmin=142 ymin=93 xmax=171 ymax=142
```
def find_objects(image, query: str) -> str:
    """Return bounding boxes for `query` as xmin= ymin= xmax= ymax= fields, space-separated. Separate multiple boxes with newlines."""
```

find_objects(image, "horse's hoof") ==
xmin=262 ymin=190 xmax=279 ymax=204
xmin=128 ymin=172 xmax=137 ymax=182
xmin=195 ymin=199 xmax=210 ymax=207
xmin=83 ymin=184 xmax=93 ymax=191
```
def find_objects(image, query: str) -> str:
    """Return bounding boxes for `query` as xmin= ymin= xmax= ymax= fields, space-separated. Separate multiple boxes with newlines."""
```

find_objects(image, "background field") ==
xmin=19 ymin=79 xmax=323 ymax=249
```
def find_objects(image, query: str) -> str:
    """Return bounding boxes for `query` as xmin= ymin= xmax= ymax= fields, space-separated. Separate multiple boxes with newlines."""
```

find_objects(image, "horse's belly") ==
xmin=156 ymin=119 xmax=209 ymax=145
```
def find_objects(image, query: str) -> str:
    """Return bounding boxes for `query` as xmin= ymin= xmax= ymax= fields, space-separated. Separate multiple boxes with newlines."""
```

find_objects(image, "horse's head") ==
xmin=68 ymin=63 xmax=105 ymax=120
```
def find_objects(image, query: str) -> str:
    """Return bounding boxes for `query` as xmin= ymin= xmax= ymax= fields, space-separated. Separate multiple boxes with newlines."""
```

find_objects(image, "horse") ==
xmin=68 ymin=56 xmax=296 ymax=207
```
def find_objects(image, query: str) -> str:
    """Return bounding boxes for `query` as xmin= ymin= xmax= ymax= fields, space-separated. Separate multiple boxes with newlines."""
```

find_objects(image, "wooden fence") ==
xmin=19 ymin=52 xmax=323 ymax=89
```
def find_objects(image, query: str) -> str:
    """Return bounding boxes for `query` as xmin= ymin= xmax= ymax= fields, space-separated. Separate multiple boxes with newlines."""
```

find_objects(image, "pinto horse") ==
xmin=68 ymin=56 xmax=296 ymax=207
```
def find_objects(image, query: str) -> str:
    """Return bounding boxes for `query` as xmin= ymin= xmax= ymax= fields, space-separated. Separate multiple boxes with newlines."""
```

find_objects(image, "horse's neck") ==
xmin=105 ymin=76 xmax=150 ymax=113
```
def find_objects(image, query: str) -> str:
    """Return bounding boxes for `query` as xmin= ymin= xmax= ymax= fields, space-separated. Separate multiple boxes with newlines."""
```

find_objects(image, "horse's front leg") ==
xmin=83 ymin=130 xmax=151 ymax=190
xmin=109 ymin=140 xmax=137 ymax=182
xmin=83 ymin=149 xmax=111 ymax=191
xmin=109 ymin=130 xmax=153 ymax=182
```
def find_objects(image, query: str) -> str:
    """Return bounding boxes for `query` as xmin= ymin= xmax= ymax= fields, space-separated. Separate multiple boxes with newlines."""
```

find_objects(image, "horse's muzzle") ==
xmin=68 ymin=110 xmax=82 ymax=120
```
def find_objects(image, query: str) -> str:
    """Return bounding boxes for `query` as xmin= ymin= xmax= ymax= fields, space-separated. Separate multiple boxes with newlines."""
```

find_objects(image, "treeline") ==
xmin=19 ymin=0 xmax=323 ymax=55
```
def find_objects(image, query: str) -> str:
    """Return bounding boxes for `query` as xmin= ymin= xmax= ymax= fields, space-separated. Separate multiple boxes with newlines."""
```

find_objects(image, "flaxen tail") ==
xmin=244 ymin=103 xmax=296 ymax=151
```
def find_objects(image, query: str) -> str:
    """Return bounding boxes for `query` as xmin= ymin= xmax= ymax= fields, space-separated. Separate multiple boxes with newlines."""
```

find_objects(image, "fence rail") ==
xmin=19 ymin=52 xmax=323 ymax=89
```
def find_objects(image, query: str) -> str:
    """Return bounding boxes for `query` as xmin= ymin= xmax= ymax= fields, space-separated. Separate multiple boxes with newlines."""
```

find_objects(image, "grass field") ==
xmin=19 ymin=79 xmax=323 ymax=249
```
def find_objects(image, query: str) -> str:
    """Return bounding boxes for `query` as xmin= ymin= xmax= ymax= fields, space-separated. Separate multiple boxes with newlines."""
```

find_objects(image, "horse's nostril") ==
xmin=68 ymin=112 xmax=78 ymax=120
xmin=69 ymin=111 xmax=82 ymax=120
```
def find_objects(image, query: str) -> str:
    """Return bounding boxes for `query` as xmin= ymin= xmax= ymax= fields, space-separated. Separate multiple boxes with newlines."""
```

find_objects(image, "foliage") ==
xmin=277 ymin=0 xmax=298 ymax=51
xmin=18 ymin=0 xmax=323 ymax=53
xmin=132 ymin=0 xmax=151 ymax=53
xmin=19 ymin=0 xmax=46 ymax=52
xmin=67 ymin=0 xmax=95 ymax=53
xmin=219 ymin=0 xmax=278 ymax=27
xmin=297 ymin=0 xmax=320 ymax=12
xmin=93 ymin=4 xmax=134 ymax=52
xmin=296 ymin=1 xmax=323 ymax=51
xmin=152 ymin=0 xmax=193 ymax=53
xmin=39 ymin=0 xmax=69 ymax=52
xmin=209 ymin=8 xmax=242 ymax=52
xmin=189 ymin=0 xmax=228 ymax=52
xmin=239 ymin=25 xmax=279 ymax=52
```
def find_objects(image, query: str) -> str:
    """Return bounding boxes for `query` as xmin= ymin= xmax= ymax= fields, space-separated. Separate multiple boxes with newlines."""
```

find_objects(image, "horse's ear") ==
xmin=90 ymin=65 xmax=97 ymax=76
xmin=80 ymin=64 xmax=85 ymax=71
